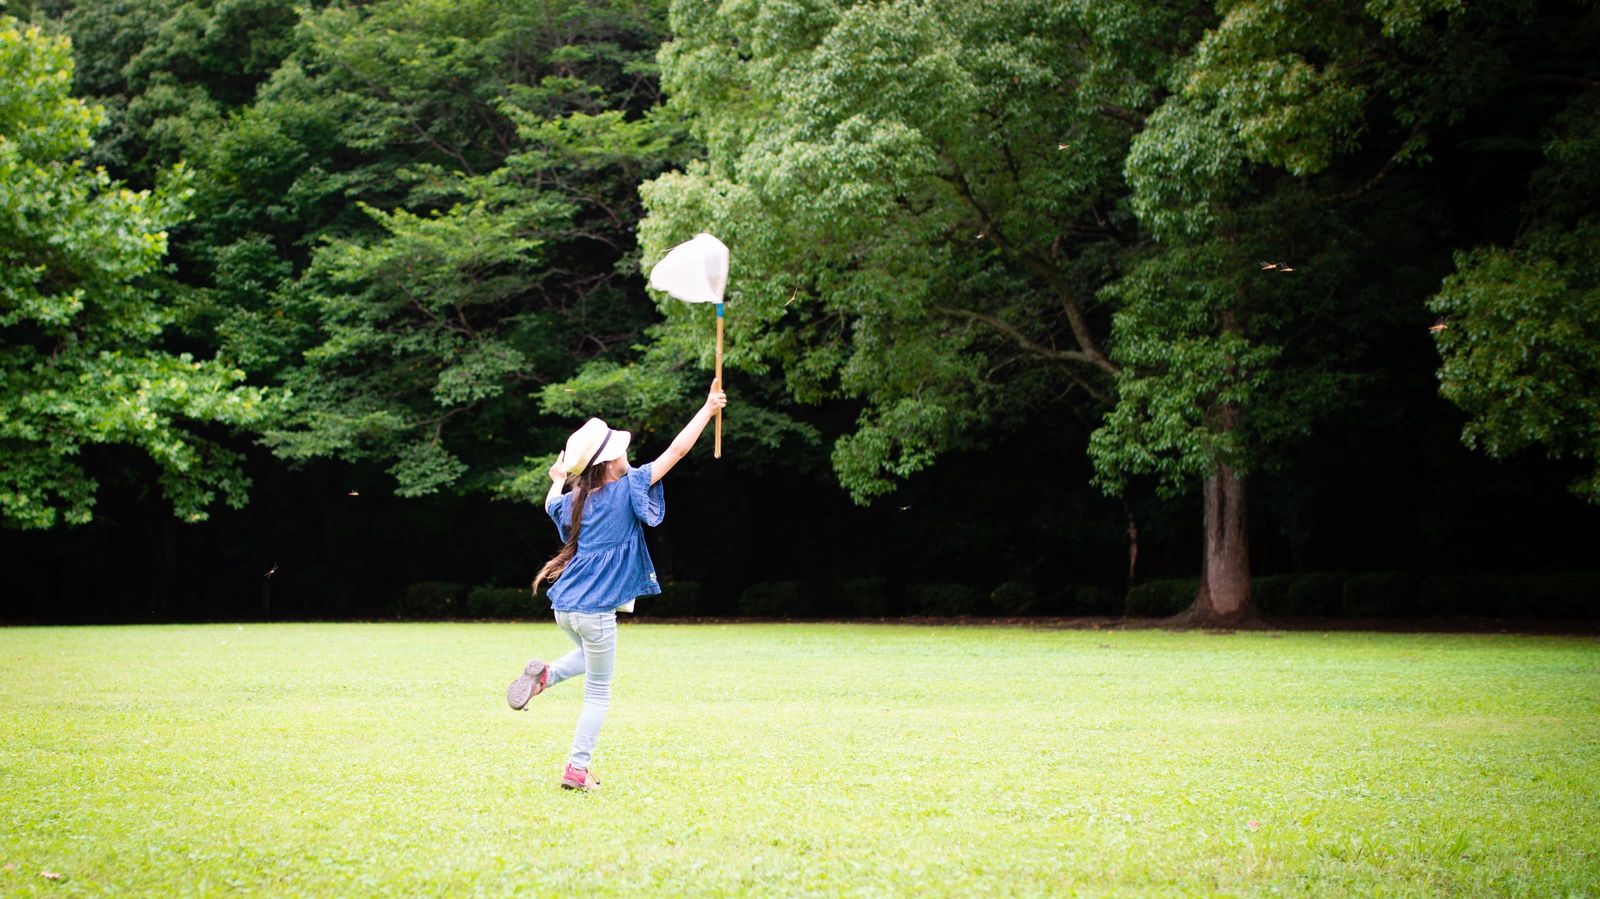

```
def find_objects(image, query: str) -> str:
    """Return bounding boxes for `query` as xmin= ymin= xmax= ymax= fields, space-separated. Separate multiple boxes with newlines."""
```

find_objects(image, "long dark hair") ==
xmin=532 ymin=463 xmax=611 ymax=594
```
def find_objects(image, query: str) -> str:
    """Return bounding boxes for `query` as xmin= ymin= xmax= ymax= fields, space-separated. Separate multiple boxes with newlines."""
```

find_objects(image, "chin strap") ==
xmin=583 ymin=429 xmax=614 ymax=474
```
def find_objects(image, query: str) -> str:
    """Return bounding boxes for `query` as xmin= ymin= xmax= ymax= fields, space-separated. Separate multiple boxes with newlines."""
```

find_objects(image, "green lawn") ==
xmin=2 ymin=623 xmax=1597 ymax=896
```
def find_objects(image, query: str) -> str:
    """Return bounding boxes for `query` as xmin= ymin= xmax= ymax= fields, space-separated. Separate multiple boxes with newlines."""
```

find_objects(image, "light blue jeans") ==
xmin=547 ymin=610 xmax=616 ymax=769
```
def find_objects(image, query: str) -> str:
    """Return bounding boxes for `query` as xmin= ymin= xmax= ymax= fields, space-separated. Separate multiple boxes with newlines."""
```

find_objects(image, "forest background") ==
xmin=3 ymin=0 xmax=1597 ymax=625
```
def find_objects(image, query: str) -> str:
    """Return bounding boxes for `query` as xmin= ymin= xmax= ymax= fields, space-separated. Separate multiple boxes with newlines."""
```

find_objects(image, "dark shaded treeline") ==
xmin=2 ymin=0 xmax=1598 ymax=622
xmin=6 ymin=393 xmax=1596 ymax=621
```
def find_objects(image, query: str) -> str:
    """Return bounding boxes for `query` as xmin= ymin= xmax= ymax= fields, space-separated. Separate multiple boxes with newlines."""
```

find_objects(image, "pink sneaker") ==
xmin=506 ymin=660 xmax=550 ymax=710
xmin=561 ymin=763 xmax=600 ymax=791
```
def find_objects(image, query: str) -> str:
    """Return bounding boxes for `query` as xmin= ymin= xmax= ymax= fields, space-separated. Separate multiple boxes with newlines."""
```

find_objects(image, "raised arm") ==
xmin=545 ymin=453 xmax=566 ymax=507
xmin=649 ymin=380 xmax=728 ymax=485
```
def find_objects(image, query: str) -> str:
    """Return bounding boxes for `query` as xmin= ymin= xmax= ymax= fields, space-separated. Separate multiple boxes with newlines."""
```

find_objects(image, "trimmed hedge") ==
xmin=1125 ymin=579 xmax=1197 ymax=616
xmin=833 ymin=577 xmax=891 ymax=617
xmin=1069 ymin=585 xmax=1117 ymax=616
xmin=1420 ymin=575 xmax=1479 ymax=616
xmin=643 ymin=580 xmax=704 ymax=617
xmin=1251 ymin=575 xmax=1299 ymax=616
xmin=1256 ymin=570 xmax=1600 ymax=618
xmin=1541 ymin=572 xmax=1597 ymax=616
xmin=467 ymin=586 xmax=539 ymax=618
xmin=908 ymin=582 xmax=983 ymax=616
xmin=399 ymin=582 xmax=469 ymax=618
xmin=1341 ymin=571 xmax=1421 ymax=617
xmin=1248 ymin=570 xmax=1600 ymax=618
xmin=1286 ymin=572 xmax=1349 ymax=616
xmin=990 ymin=581 xmax=1039 ymax=615
xmin=739 ymin=581 xmax=813 ymax=617
xmin=1492 ymin=571 xmax=1600 ymax=618
xmin=430 ymin=571 xmax=1598 ymax=621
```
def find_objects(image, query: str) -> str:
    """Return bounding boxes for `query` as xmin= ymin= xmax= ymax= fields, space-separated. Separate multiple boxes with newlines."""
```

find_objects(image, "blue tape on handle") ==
xmin=716 ymin=303 xmax=724 ymax=318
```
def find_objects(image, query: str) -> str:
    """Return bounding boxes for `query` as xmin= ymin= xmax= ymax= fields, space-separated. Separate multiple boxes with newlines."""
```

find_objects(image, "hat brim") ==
xmin=591 ymin=429 xmax=630 ymax=466
xmin=563 ymin=425 xmax=631 ymax=475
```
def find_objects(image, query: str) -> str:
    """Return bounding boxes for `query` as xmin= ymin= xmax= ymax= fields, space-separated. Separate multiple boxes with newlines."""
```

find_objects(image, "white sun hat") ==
xmin=560 ymin=418 xmax=631 ymax=476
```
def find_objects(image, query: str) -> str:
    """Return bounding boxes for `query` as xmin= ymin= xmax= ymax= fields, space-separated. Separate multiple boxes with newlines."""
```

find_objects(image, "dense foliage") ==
xmin=33 ymin=0 xmax=686 ymax=501
xmin=615 ymin=0 xmax=1195 ymax=501
xmin=1 ymin=1 xmax=1596 ymax=620
xmin=0 ymin=19 xmax=266 ymax=529
xmin=1431 ymin=86 xmax=1600 ymax=502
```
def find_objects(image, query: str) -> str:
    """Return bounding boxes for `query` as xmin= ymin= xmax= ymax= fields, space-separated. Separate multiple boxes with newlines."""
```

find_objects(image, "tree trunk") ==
xmin=1191 ymin=463 xmax=1253 ymax=626
xmin=1122 ymin=496 xmax=1140 ymax=616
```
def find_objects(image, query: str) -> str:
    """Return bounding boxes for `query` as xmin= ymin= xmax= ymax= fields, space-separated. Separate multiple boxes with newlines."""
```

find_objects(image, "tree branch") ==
xmin=938 ymin=162 xmax=1119 ymax=376
xmin=1096 ymin=104 xmax=1146 ymax=130
xmin=334 ymin=60 xmax=478 ymax=175
xmin=939 ymin=307 xmax=1115 ymax=404
xmin=1511 ymin=71 xmax=1600 ymax=91
xmin=1322 ymin=126 xmax=1422 ymax=204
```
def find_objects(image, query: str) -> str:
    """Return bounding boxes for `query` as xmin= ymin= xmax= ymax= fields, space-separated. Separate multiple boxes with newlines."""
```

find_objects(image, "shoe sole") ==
xmin=506 ymin=660 xmax=548 ymax=710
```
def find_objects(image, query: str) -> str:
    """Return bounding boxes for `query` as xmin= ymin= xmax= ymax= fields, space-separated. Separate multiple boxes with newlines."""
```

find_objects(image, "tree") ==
xmin=627 ymin=0 xmax=1597 ymax=625
xmin=0 ymin=18 xmax=267 ymax=529
xmin=51 ymin=0 xmax=313 ymax=185
xmin=96 ymin=0 xmax=693 ymax=498
xmin=274 ymin=0 xmax=686 ymax=497
xmin=600 ymin=0 xmax=1210 ymax=504
xmin=1085 ymin=0 xmax=1581 ymax=623
xmin=1431 ymin=88 xmax=1600 ymax=502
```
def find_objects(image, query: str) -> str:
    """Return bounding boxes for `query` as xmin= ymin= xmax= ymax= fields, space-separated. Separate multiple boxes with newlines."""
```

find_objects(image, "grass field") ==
xmin=2 ymin=622 xmax=1597 ymax=896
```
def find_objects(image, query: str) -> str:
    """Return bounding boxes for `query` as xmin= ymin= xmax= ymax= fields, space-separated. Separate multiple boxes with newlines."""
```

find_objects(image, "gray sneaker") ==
xmin=506 ymin=660 xmax=549 ymax=710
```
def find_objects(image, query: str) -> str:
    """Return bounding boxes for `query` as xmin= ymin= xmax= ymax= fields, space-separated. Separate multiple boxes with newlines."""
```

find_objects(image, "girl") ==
xmin=506 ymin=380 xmax=727 ymax=791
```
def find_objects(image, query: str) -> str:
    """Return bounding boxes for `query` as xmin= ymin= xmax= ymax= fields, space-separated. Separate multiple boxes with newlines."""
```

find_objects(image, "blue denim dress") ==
xmin=545 ymin=463 xmax=664 ymax=613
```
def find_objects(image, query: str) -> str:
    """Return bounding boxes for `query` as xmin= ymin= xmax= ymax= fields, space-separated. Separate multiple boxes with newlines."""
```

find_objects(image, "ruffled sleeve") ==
xmin=546 ymin=493 xmax=570 ymax=541
xmin=626 ymin=463 xmax=665 ymax=526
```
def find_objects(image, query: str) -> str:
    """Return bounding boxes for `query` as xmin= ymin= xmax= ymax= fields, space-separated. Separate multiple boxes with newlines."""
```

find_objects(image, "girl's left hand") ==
xmin=705 ymin=379 xmax=728 ymax=412
xmin=549 ymin=452 xmax=566 ymax=484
